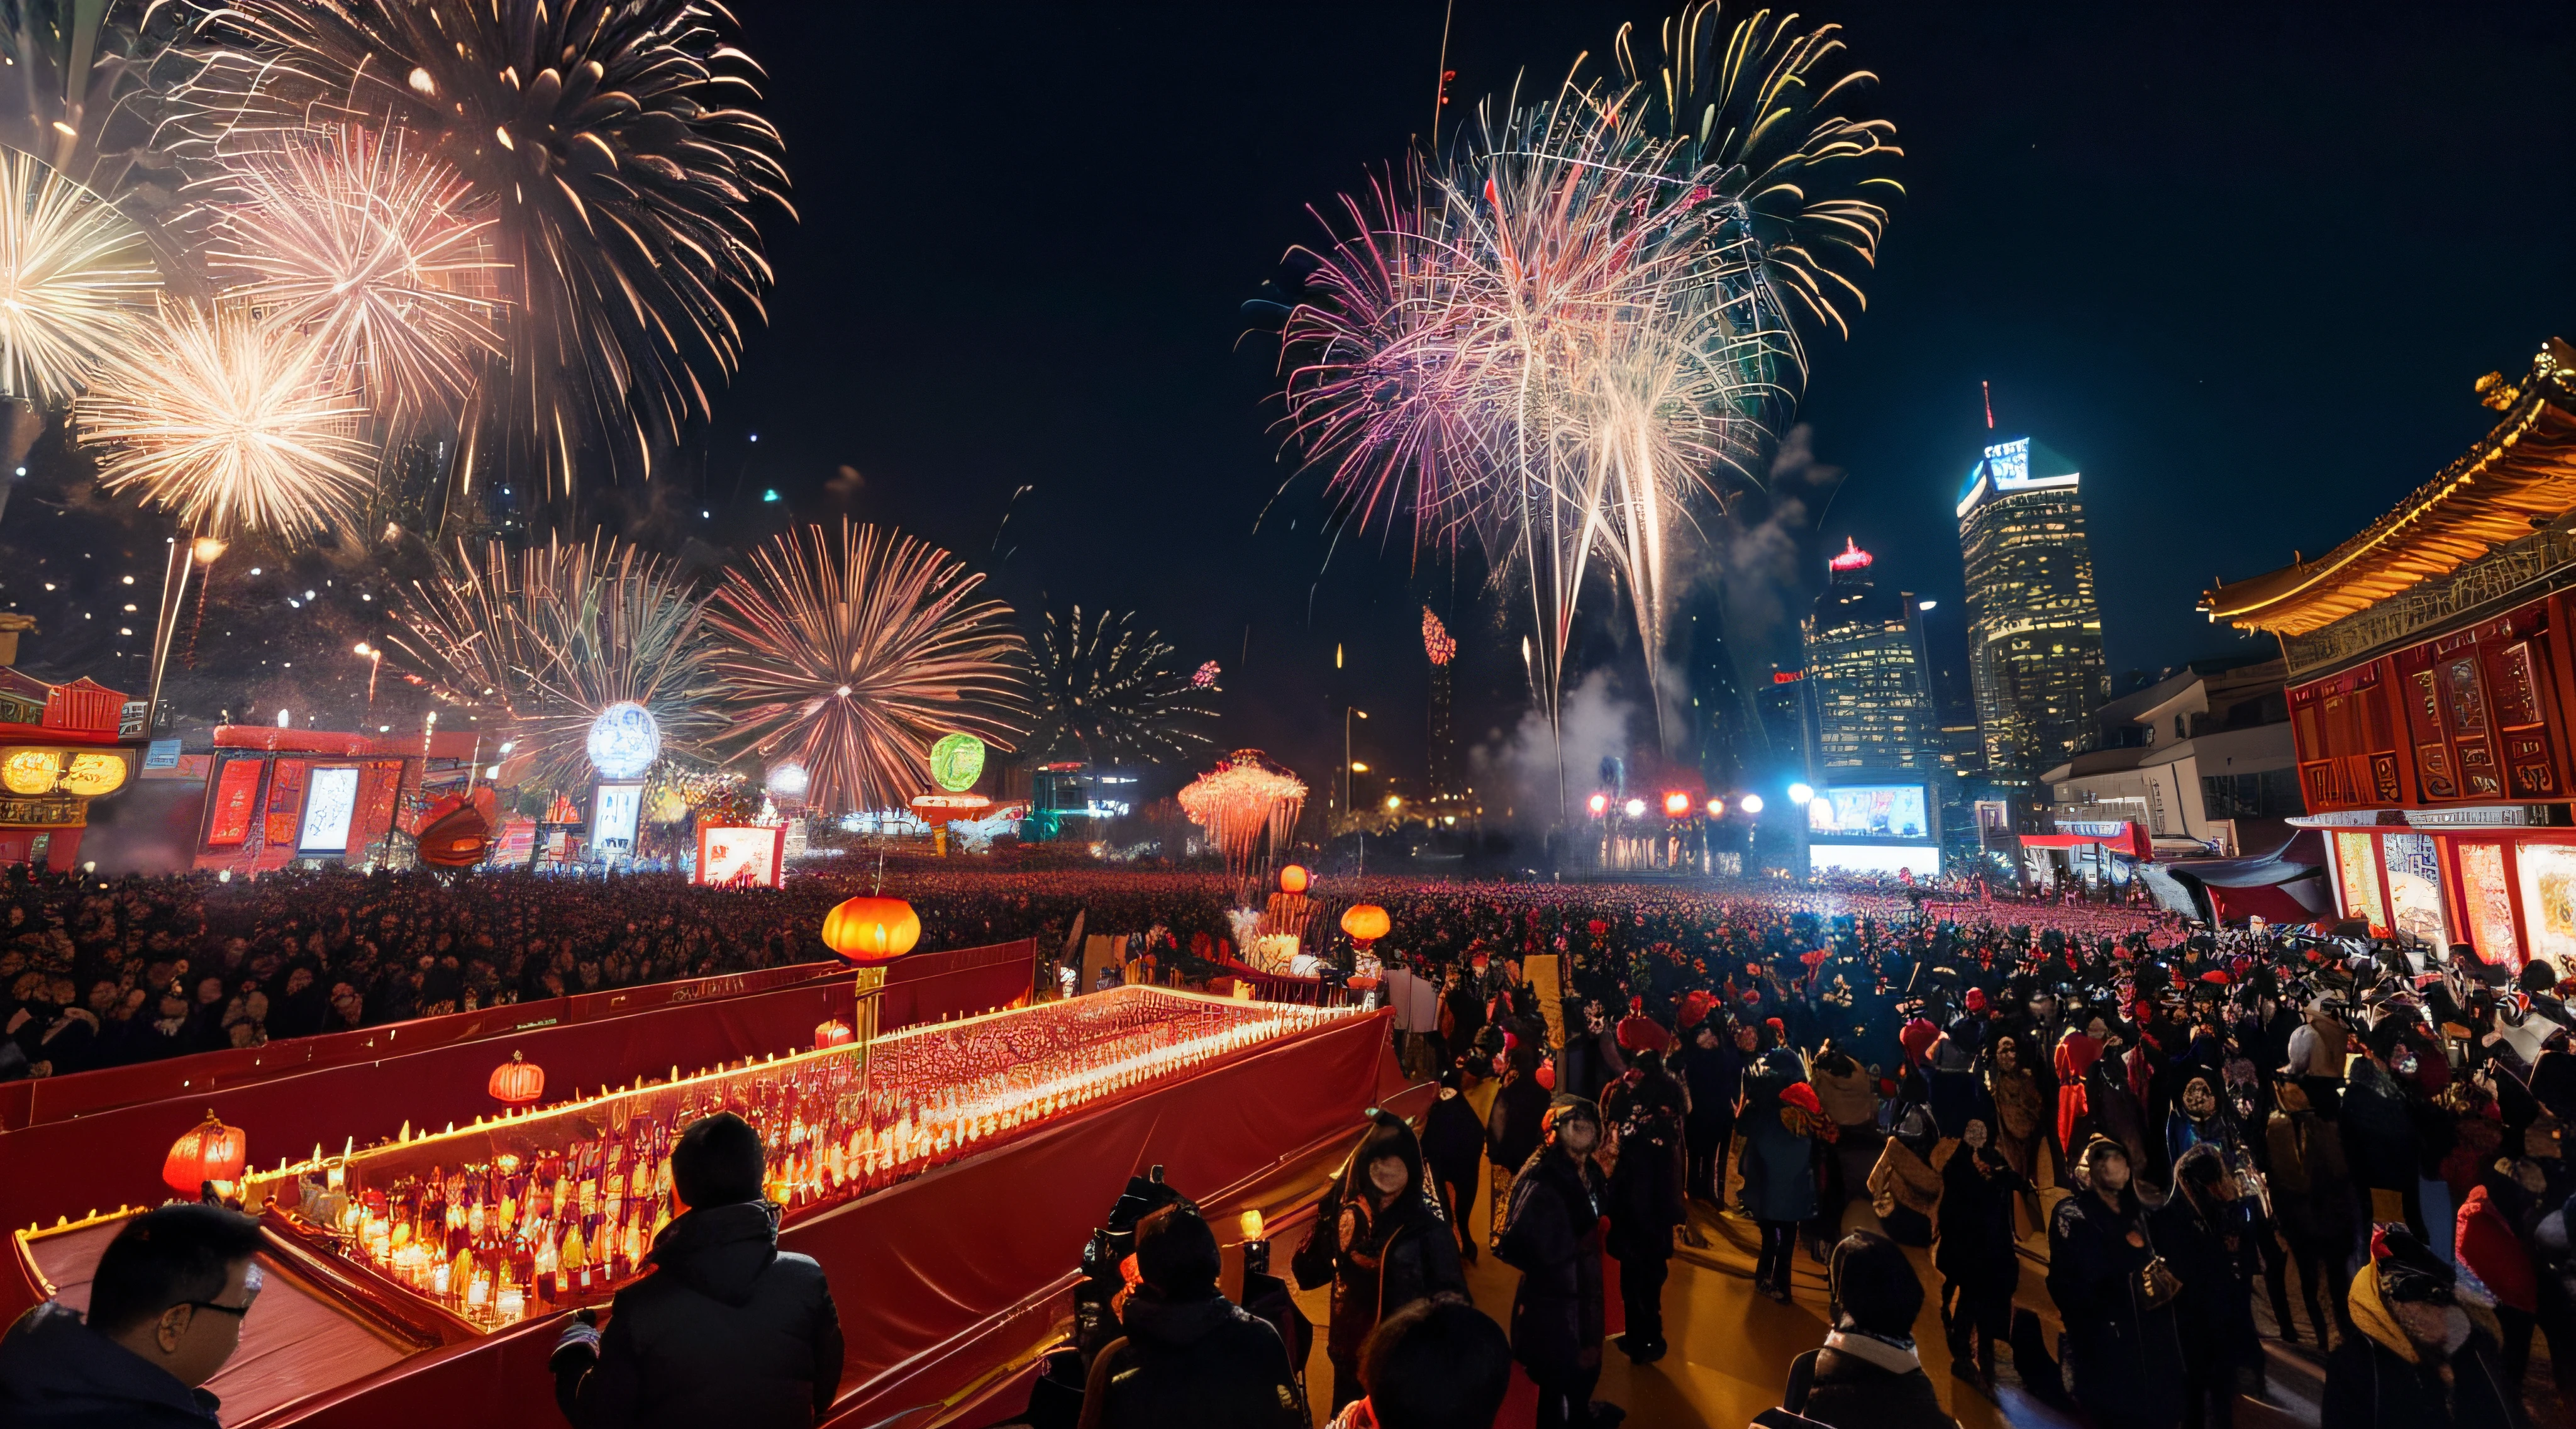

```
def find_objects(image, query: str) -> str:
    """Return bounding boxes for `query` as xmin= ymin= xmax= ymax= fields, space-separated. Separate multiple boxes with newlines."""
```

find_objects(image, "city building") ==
xmin=1801 ymin=538 xmax=1940 ymax=776
xmin=1677 ymin=581 xmax=1752 ymax=792
xmin=2201 ymin=338 xmax=2576 ymax=961
xmin=2036 ymin=654 xmax=2302 ymax=870
xmin=1957 ymin=434 xmax=2109 ymax=789
xmin=1423 ymin=606 xmax=1459 ymax=804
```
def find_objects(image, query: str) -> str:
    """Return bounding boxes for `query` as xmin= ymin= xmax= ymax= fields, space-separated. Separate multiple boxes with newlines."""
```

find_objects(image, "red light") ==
xmin=1587 ymin=793 xmax=1609 ymax=816
xmin=1663 ymin=792 xmax=1691 ymax=817
xmin=1772 ymin=670 xmax=1804 ymax=684
xmin=1827 ymin=536 xmax=1874 ymax=572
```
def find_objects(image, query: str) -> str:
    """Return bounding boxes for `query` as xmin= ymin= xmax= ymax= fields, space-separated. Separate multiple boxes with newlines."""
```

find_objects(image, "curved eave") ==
xmin=2201 ymin=340 xmax=2576 ymax=637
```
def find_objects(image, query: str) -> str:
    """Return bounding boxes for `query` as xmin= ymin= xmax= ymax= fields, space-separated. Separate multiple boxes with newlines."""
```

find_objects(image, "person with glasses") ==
xmin=0 ymin=1201 xmax=264 ymax=1426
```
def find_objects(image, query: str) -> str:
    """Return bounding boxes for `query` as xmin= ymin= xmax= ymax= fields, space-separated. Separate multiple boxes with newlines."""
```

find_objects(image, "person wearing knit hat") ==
xmin=1496 ymin=1095 xmax=1618 ymax=1429
xmin=2321 ymin=1222 xmax=2516 ymax=1428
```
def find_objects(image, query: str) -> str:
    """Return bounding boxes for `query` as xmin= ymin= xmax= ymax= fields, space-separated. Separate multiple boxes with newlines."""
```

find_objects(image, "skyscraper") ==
xmin=1677 ymin=581 xmax=1751 ymax=791
xmin=1956 ymin=435 xmax=2107 ymax=786
xmin=1802 ymin=538 xmax=1939 ymax=775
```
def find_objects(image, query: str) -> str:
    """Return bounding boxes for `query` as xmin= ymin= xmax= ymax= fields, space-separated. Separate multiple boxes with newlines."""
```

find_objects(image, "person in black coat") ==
xmin=1291 ymin=1111 xmax=1467 ymax=1413
xmin=1602 ymin=1048 xmax=1685 ymax=1364
xmin=2152 ymin=1144 xmax=2261 ymax=1429
xmin=1082 ymin=1204 xmax=1303 ymax=1429
xmin=1487 ymin=1047 xmax=1552 ymax=1250
xmin=1497 ymin=1096 xmax=1616 ymax=1429
xmin=0 ymin=1203 xmax=264 ymax=1429
xmin=1421 ymin=1062 xmax=1489 ymax=1265
xmin=1675 ymin=1016 xmax=1740 ymax=1203
xmin=1935 ymin=1117 xmax=2027 ymax=1394
xmin=551 ymin=1113 xmax=844 ymax=1429
xmin=1779 ymin=1231 xmax=1961 ymax=1429
xmin=2046 ymin=1137 xmax=2185 ymax=1429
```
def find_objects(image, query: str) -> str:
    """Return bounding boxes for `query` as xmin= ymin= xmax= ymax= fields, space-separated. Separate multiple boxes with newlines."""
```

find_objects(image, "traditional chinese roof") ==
xmin=2201 ymin=339 xmax=2576 ymax=635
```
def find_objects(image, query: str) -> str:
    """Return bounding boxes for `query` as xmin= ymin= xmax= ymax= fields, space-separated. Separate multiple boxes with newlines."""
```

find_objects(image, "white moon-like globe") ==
xmin=586 ymin=701 xmax=661 ymax=779
xmin=767 ymin=762 xmax=811 ymax=799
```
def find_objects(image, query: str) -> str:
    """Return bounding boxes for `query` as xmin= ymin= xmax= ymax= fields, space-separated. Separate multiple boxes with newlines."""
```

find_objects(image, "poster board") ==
xmin=696 ymin=825 xmax=785 ymax=887
xmin=296 ymin=767 xmax=362 ymax=852
xmin=592 ymin=782 xmax=644 ymax=859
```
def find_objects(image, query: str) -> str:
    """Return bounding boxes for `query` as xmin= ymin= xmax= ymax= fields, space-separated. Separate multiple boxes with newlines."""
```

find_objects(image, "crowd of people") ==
xmin=9 ymin=857 xmax=2570 ymax=1429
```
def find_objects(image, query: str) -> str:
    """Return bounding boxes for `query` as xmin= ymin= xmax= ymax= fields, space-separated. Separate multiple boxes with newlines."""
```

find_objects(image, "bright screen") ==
xmin=1806 ymin=784 xmax=1931 ymax=840
xmin=297 ymin=767 xmax=361 ymax=852
xmin=592 ymin=782 xmax=643 ymax=858
xmin=1808 ymin=842 xmax=1941 ymax=877
xmin=697 ymin=826 xmax=784 ymax=888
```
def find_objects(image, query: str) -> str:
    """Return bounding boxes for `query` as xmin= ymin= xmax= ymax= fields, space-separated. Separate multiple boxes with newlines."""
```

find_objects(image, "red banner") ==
xmin=262 ymin=759 xmax=307 ymax=847
xmin=206 ymin=757 xmax=265 ymax=847
xmin=348 ymin=761 xmax=404 ymax=860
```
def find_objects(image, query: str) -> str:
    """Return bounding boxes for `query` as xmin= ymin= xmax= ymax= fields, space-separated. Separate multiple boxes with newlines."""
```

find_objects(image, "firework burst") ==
xmin=386 ymin=531 xmax=720 ymax=794
xmin=1278 ymin=8 xmax=1896 ymax=785
xmin=1025 ymin=605 xmax=1214 ymax=766
xmin=0 ymin=149 xmax=162 ymax=404
xmin=706 ymin=521 xmax=1023 ymax=815
xmin=187 ymin=0 xmax=792 ymax=486
xmin=76 ymin=296 xmax=372 ymax=538
xmin=208 ymin=123 xmax=506 ymax=416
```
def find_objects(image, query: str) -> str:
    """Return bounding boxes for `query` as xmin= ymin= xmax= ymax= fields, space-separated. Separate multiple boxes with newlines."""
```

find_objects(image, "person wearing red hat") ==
xmin=1741 ymin=1029 xmax=1828 ymax=1303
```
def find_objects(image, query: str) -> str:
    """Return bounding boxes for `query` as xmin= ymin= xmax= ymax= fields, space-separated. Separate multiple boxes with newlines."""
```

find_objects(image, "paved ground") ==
xmin=1299 ymin=1138 xmax=2576 ymax=1428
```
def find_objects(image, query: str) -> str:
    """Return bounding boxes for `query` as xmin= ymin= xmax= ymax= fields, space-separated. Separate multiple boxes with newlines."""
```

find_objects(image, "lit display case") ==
xmin=233 ymin=987 xmax=1353 ymax=1337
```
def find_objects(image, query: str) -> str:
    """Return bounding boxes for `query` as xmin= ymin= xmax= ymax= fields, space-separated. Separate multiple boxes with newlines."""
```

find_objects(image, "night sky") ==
xmin=14 ymin=2 xmax=2556 ymax=814
xmin=708 ymin=0 xmax=2573 ymax=803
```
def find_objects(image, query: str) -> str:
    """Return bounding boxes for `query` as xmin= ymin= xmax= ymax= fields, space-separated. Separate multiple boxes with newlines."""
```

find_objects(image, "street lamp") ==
xmin=1739 ymin=793 xmax=1765 ymax=815
xmin=1788 ymin=782 xmax=1815 ymax=806
xmin=1706 ymin=797 xmax=1726 ymax=818
xmin=1587 ymin=792 xmax=1609 ymax=817
xmin=1623 ymin=798 xmax=1646 ymax=818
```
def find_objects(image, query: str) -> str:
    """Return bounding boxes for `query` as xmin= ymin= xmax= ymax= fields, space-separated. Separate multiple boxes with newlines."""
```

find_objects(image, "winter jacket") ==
xmin=1934 ymin=1146 xmax=2024 ymax=1303
xmin=0 ymin=1301 xmax=222 ymax=1428
xmin=2046 ymin=1189 xmax=2185 ymax=1429
xmin=1077 ymin=1288 xmax=1303 ymax=1429
xmin=2341 ymin=1059 xmax=2421 ymax=1193
xmin=1296 ymin=1187 xmax=1466 ymax=1362
xmin=1675 ymin=1038 xmax=1741 ymax=1132
xmin=2267 ymin=1105 xmax=2357 ymax=1245
xmin=1602 ymin=1072 xmax=1686 ymax=1262
xmin=1421 ymin=1084 xmax=1489 ymax=1194
xmin=1738 ymin=1049 xmax=1820 ymax=1223
xmin=2455 ymin=1185 xmax=2536 ymax=1315
xmin=1868 ymin=1137 xmax=1943 ymax=1222
xmin=1496 ymin=1145 xmax=1607 ymax=1378
xmin=1780 ymin=1331 xmax=1961 ymax=1429
xmin=2319 ymin=1262 xmax=2516 ymax=1429
xmin=553 ymin=1201 xmax=844 ymax=1429
xmin=2054 ymin=1031 xmax=2104 ymax=1152
xmin=1487 ymin=1072 xmax=1551 ymax=1170
xmin=1811 ymin=1060 xmax=1880 ymax=1128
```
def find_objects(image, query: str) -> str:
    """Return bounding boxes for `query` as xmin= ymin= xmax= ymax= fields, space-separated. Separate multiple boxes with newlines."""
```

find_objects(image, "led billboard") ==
xmin=592 ymin=781 xmax=644 ymax=859
xmin=297 ymin=767 xmax=361 ymax=852
xmin=1808 ymin=843 xmax=1942 ymax=878
xmin=1806 ymin=784 xmax=1931 ymax=841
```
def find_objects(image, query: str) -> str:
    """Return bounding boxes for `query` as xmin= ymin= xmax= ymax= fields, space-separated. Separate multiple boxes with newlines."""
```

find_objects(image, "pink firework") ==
xmin=1421 ymin=608 xmax=1457 ymax=666
xmin=1192 ymin=660 xmax=1221 ymax=689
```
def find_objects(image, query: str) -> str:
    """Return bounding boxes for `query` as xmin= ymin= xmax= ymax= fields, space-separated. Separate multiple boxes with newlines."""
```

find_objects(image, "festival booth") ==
xmin=0 ymin=666 xmax=138 ymax=870
xmin=2204 ymin=338 xmax=2576 ymax=970
xmin=9 ymin=989 xmax=1404 ymax=1429
xmin=191 ymin=726 xmax=488 ymax=876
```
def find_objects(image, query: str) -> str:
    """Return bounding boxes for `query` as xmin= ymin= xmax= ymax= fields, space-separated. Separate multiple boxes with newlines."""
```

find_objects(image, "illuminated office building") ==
xmin=1957 ymin=435 xmax=2108 ymax=786
xmin=1801 ymin=538 xmax=1939 ymax=775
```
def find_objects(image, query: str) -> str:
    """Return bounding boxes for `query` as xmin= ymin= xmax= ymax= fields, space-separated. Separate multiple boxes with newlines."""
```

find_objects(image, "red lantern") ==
xmin=814 ymin=1019 xmax=855 ymax=1049
xmin=487 ymin=1050 xmax=545 ymax=1105
xmin=162 ymin=1113 xmax=248 ymax=1195
xmin=821 ymin=896 xmax=921 ymax=965
xmin=1340 ymin=903 xmax=1390 ymax=948
xmin=1279 ymin=864 xmax=1310 ymax=894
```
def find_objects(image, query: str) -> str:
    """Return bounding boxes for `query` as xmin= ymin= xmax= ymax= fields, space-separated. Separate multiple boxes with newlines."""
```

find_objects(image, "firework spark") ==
xmin=0 ymin=150 xmax=162 ymax=404
xmin=188 ymin=0 xmax=792 ymax=485
xmin=706 ymin=521 xmax=1023 ymax=815
xmin=1025 ymin=605 xmax=1215 ymax=766
xmin=76 ymin=297 xmax=372 ymax=538
xmin=386 ymin=531 xmax=719 ymax=794
xmin=208 ymin=123 xmax=506 ymax=416
xmin=1177 ymin=750 xmax=1306 ymax=877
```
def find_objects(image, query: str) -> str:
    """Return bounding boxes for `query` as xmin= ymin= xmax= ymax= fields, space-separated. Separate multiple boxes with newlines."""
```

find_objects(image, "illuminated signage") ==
xmin=592 ymin=781 xmax=645 ymax=857
xmin=1809 ymin=843 xmax=1942 ymax=877
xmin=297 ymin=767 xmax=362 ymax=851
xmin=1957 ymin=436 xmax=2081 ymax=516
xmin=1807 ymin=784 xmax=1932 ymax=840
xmin=697 ymin=825 xmax=786 ymax=888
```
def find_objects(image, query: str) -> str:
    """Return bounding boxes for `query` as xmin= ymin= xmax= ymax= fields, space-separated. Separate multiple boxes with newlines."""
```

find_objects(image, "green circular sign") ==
xmin=930 ymin=733 xmax=986 ymax=792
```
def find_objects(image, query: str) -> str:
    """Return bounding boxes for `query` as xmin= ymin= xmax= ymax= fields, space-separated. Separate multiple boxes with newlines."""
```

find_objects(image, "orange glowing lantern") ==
xmin=1279 ymin=864 xmax=1311 ymax=894
xmin=822 ymin=896 xmax=920 ymax=965
xmin=814 ymin=1019 xmax=855 ymax=1049
xmin=487 ymin=1050 xmax=546 ymax=1105
xmin=1340 ymin=903 xmax=1391 ymax=948
xmin=162 ymin=1112 xmax=248 ymax=1195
